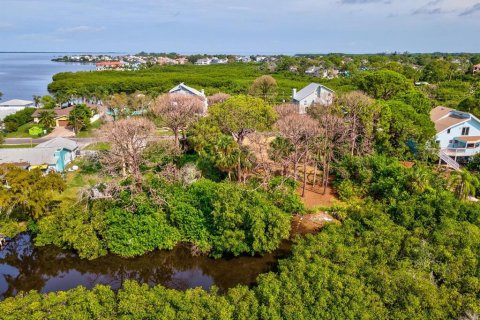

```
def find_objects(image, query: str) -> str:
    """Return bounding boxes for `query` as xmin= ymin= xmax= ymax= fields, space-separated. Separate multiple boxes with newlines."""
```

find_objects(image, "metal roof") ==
xmin=293 ymin=83 xmax=335 ymax=102
xmin=0 ymin=148 xmax=57 ymax=166
xmin=169 ymin=83 xmax=205 ymax=97
xmin=0 ymin=99 xmax=34 ymax=107
xmin=36 ymin=137 xmax=78 ymax=151
xmin=0 ymin=138 xmax=78 ymax=167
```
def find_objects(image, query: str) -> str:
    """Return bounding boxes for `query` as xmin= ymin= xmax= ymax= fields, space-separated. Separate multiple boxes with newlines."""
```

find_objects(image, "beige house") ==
xmin=32 ymin=106 xmax=100 ymax=128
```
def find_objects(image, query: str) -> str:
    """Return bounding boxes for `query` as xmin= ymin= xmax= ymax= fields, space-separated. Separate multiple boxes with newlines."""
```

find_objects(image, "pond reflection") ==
xmin=0 ymin=234 xmax=291 ymax=300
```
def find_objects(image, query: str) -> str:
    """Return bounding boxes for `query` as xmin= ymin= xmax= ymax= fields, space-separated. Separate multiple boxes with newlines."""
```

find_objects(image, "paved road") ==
xmin=4 ymin=137 xmax=97 ymax=145
xmin=3 ymin=135 xmax=173 ymax=149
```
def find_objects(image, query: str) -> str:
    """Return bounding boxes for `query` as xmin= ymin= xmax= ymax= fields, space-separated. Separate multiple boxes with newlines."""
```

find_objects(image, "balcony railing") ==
xmin=443 ymin=147 xmax=479 ymax=157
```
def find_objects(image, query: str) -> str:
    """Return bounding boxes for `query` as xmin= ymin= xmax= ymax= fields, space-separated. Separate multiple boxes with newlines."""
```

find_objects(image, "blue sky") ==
xmin=1 ymin=0 xmax=479 ymax=54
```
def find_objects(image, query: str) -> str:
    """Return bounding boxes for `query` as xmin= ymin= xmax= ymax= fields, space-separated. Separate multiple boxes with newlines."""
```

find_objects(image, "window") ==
xmin=447 ymin=128 xmax=451 ymax=134
xmin=461 ymin=127 xmax=470 ymax=136
xmin=449 ymin=140 xmax=453 ymax=144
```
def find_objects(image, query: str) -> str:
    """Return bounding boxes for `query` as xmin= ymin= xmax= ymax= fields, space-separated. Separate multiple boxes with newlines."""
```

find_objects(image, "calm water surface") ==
xmin=0 ymin=53 xmax=97 ymax=101
xmin=0 ymin=233 xmax=291 ymax=300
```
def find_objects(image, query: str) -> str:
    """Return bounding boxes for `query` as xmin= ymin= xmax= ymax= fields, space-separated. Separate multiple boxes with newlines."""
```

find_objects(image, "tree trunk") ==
xmin=351 ymin=115 xmax=357 ymax=156
xmin=302 ymin=150 xmax=308 ymax=197
xmin=313 ymin=160 xmax=318 ymax=187
xmin=323 ymin=159 xmax=330 ymax=195
xmin=237 ymin=155 xmax=242 ymax=182
xmin=174 ymin=129 xmax=179 ymax=148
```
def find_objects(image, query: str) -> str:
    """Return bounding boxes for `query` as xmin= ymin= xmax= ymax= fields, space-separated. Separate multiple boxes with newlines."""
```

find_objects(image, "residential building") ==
xmin=176 ymin=57 xmax=189 ymax=64
xmin=32 ymin=106 xmax=100 ymax=128
xmin=236 ymin=56 xmax=251 ymax=63
xmin=305 ymin=66 xmax=322 ymax=77
xmin=0 ymin=99 xmax=36 ymax=122
xmin=0 ymin=137 xmax=79 ymax=172
xmin=195 ymin=58 xmax=211 ymax=65
xmin=292 ymin=83 xmax=335 ymax=114
xmin=95 ymin=61 xmax=125 ymax=71
xmin=156 ymin=57 xmax=179 ymax=65
xmin=473 ymin=64 xmax=480 ymax=74
xmin=210 ymin=57 xmax=228 ymax=64
xmin=169 ymin=83 xmax=208 ymax=113
xmin=431 ymin=106 xmax=480 ymax=162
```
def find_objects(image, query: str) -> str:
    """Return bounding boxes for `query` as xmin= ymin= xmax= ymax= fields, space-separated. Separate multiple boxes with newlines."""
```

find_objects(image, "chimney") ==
xmin=292 ymin=88 xmax=297 ymax=99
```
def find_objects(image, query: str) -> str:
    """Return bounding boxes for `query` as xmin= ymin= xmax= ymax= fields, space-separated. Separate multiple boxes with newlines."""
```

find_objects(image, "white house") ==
xmin=431 ymin=106 xmax=480 ymax=161
xmin=195 ymin=58 xmax=211 ymax=65
xmin=169 ymin=83 xmax=208 ymax=113
xmin=292 ymin=83 xmax=335 ymax=114
xmin=0 ymin=99 xmax=36 ymax=122
xmin=210 ymin=57 xmax=228 ymax=64
xmin=0 ymin=137 xmax=79 ymax=172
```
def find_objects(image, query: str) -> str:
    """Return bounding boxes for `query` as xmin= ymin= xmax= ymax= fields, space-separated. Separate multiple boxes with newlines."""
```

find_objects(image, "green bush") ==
xmin=2 ymin=108 xmax=35 ymax=133
xmin=103 ymin=208 xmax=181 ymax=257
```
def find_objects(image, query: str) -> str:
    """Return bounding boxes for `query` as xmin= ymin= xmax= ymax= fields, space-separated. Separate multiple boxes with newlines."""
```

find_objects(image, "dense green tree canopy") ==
xmin=358 ymin=70 xmax=412 ymax=100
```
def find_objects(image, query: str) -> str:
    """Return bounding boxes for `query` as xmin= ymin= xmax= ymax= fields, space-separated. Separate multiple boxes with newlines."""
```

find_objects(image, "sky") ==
xmin=0 ymin=0 xmax=479 ymax=54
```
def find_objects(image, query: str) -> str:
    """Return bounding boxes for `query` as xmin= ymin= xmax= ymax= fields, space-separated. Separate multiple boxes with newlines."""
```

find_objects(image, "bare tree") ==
xmin=100 ymin=117 xmax=155 ymax=192
xmin=309 ymin=104 xmax=348 ymax=194
xmin=275 ymin=111 xmax=318 ymax=182
xmin=249 ymin=75 xmax=278 ymax=102
xmin=274 ymin=103 xmax=299 ymax=119
xmin=207 ymin=93 xmax=231 ymax=105
xmin=151 ymin=93 xmax=204 ymax=148
xmin=337 ymin=91 xmax=377 ymax=156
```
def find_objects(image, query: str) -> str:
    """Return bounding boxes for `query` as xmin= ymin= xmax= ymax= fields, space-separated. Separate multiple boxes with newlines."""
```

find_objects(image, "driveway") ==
xmin=44 ymin=127 xmax=75 ymax=138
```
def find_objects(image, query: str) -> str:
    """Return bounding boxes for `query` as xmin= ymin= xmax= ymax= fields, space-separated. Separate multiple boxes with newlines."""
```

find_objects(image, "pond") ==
xmin=0 ymin=233 xmax=291 ymax=301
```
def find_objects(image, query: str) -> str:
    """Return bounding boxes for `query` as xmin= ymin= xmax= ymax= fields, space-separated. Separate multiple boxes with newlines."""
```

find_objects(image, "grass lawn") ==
xmin=4 ymin=122 xmax=45 ymax=138
xmin=156 ymin=128 xmax=174 ymax=136
xmin=56 ymin=169 xmax=102 ymax=207
xmin=0 ymin=144 xmax=38 ymax=148
xmin=75 ymin=119 xmax=103 ymax=138
xmin=84 ymin=141 xmax=110 ymax=151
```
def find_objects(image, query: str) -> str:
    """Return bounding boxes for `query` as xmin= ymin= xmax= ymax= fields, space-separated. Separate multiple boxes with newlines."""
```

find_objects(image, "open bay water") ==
xmin=0 ymin=52 xmax=99 ymax=101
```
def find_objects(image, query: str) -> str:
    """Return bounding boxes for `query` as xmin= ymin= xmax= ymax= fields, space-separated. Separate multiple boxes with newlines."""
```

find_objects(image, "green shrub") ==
xmin=103 ymin=208 xmax=181 ymax=257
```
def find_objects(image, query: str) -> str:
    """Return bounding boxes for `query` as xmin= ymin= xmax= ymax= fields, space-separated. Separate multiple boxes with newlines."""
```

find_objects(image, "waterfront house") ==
xmin=0 ymin=137 xmax=79 ymax=172
xmin=169 ymin=83 xmax=208 ymax=113
xmin=96 ymin=61 xmax=125 ymax=71
xmin=292 ymin=83 xmax=335 ymax=114
xmin=0 ymin=99 xmax=36 ymax=122
xmin=431 ymin=106 xmax=480 ymax=162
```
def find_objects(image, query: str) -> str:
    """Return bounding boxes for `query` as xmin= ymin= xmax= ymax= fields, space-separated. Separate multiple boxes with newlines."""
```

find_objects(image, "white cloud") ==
xmin=58 ymin=25 xmax=105 ymax=33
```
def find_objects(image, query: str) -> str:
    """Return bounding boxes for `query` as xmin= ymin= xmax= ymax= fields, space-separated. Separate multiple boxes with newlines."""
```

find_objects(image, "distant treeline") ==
xmin=47 ymin=64 xmax=352 ymax=103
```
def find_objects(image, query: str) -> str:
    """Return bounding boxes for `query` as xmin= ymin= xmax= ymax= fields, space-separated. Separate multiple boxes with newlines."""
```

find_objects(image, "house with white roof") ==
xmin=431 ymin=106 xmax=480 ymax=164
xmin=0 ymin=99 xmax=36 ymax=122
xmin=292 ymin=83 xmax=335 ymax=114
xmin=169 ymin=83 xmax=208 ymax=113
xmin=195 ymin=58 xmax=211 ymax=65
xmin=0 ymin=137 xmax=79 ymax=172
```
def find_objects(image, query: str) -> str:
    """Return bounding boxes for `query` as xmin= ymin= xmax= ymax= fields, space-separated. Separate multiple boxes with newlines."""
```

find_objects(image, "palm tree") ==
xmin=447 ymin=169 xmax=480 ymax=200
xmin=408 ymin=167 xmax=432 ymax=194
xmin=212 ymin=135 xmax=240 ymax=180
xmin=32 ymin=95 xmax=41 ymax=107
xmin=38 ymin=110 xmax=56 ymax=129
